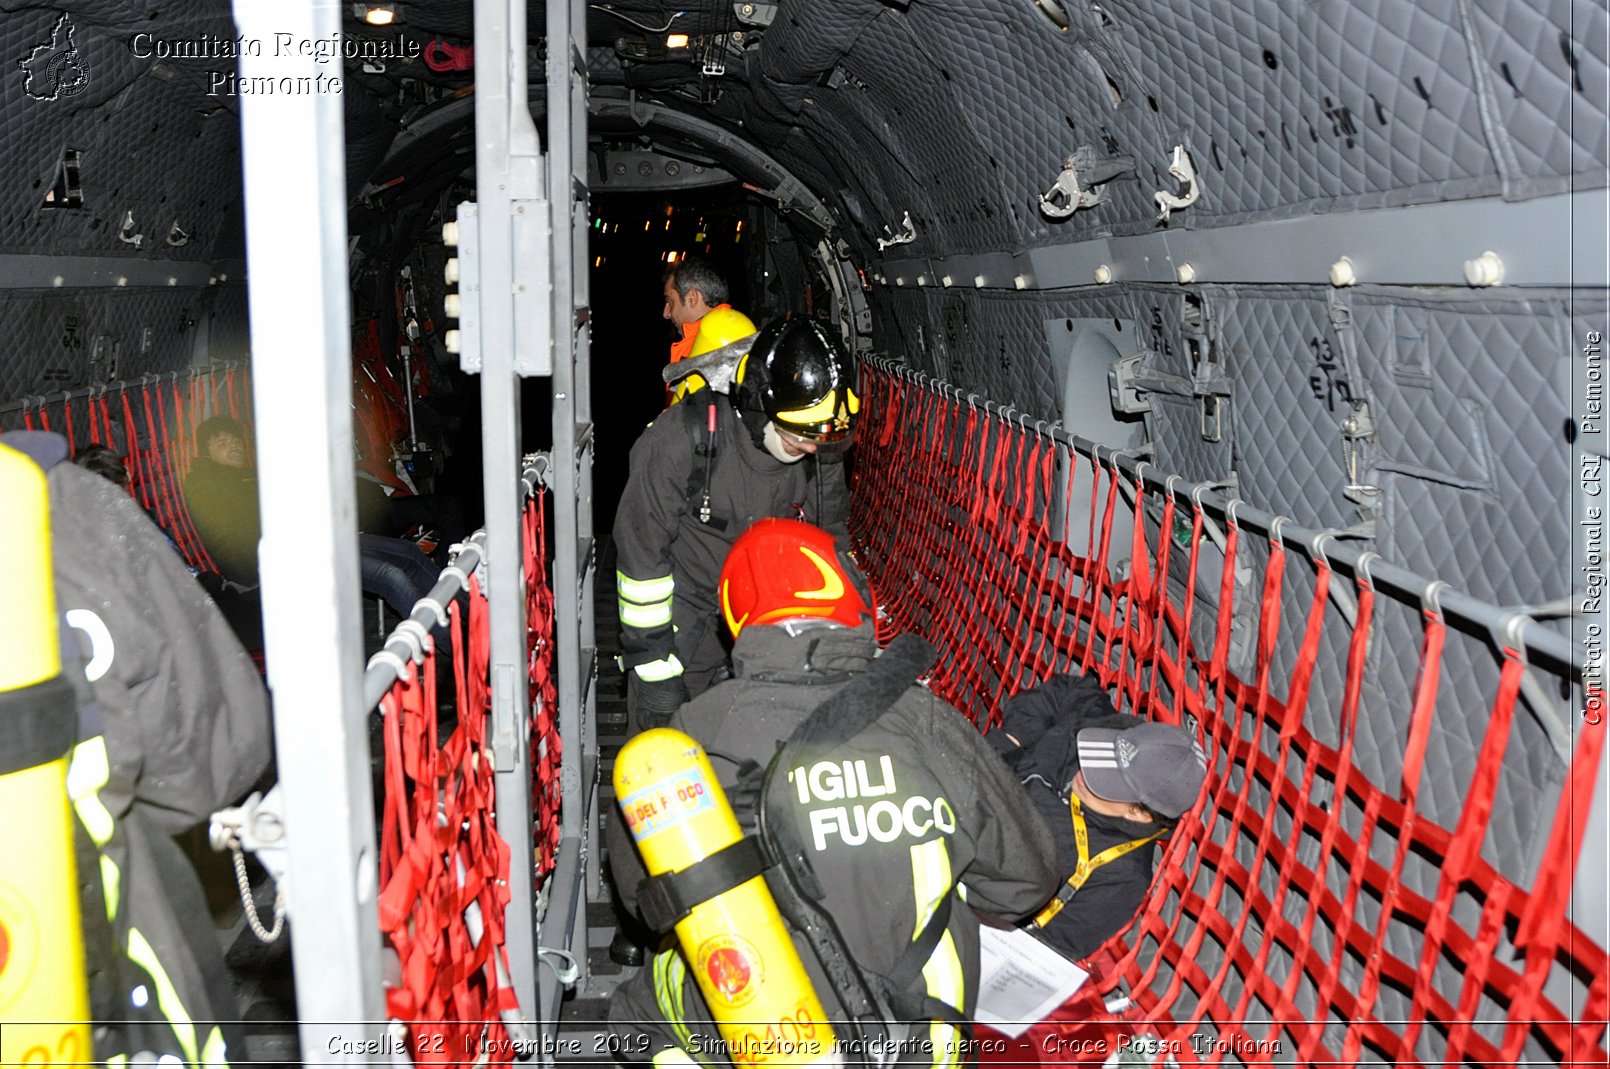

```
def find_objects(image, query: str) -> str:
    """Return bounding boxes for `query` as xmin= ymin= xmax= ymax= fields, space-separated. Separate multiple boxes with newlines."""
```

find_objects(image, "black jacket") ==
xmin=610 ymin=623 xmax=1057 ymax=1041
xmin=611 ymin=390 xmax=848 ymax=671
xmin=5 ymin=431 xmax=273 ymax=1065
xmin=985 ymin=673 xmax=1164 ymax=962
xmin=183 ymin=453 xmax=261 ymax=585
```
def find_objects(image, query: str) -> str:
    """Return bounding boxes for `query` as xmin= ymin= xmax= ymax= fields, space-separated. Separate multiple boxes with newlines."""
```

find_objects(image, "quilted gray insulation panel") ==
xmin=748 ymin=0 xmax=1608 ymax=262
xmin=0 ymin=285 xmax=220 ymax=400
xmin=1 ymin=6 xmax=244 ymax=260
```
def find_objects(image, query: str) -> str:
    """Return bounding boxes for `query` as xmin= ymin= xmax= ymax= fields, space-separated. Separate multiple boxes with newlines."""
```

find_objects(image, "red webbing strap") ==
xmin=378 ymin=575 xmax=518 ymax=1062
xmin=1083 ymin=460 xmax=1122 ymax=680
xmin=1513 ymin=688 xmax=1605 ymax=957
xmin=121 ymin=392 xmax=155 ymax=512
xmin=1400 ymin=651 xmax=1524 ymax=1062
xmin=135 ymin=388 xmax=183 ymax=542
xmin=853 ymin=365 xmax=1607 ymax=1068
xmin=524 ymin=494 xmax=562 ymax=890
xmin=63 ymin=397 xmax=77 ymax=454
xmin=146 ymin=383 xmax=211 ymax=570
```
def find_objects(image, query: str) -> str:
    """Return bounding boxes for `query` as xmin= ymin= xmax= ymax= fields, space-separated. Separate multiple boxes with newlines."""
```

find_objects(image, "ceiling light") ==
xmin=363 ymin=4 xmax=396 ymax=26
xmin=665 ymin=33 xmax=690 ymax=49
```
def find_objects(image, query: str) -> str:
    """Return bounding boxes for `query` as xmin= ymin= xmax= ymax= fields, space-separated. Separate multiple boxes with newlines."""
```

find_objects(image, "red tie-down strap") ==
xmin=141 ymin=382 xmax=215 ymax=571
xmin=852 ymin=364 xmax=1607 ymax=1067
xmin=524 ymin=494 xmax=563 ymax=891
xmin=378 ymin=574 xmax=518 ymax=1062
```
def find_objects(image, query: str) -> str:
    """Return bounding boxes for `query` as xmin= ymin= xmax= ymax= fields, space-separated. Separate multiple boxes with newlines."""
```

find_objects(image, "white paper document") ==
xmin=973 ymin=925 xmax=1090 ymax=1039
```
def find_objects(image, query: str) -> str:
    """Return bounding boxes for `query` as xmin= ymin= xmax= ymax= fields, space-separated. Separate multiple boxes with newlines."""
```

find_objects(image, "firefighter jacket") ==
xmin=984 ymin=672 xmax=1165 ymax=962
xmin=612 ymin=391 xmax=848 ymax=687
xmin=4 ymin=431 xmax=273 ymax=1066
xmin=608 ymin=622 xmax=1058 ymax=1063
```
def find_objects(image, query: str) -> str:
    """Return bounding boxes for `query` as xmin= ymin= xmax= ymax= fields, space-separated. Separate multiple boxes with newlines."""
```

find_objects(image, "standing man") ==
xmin=606 ymin=519 xmax=1059 ymax=1066
xmin=613 ymin=318 xmax=860 ymax=733
xmin=661 ymin=256 xmax=731 ymax=370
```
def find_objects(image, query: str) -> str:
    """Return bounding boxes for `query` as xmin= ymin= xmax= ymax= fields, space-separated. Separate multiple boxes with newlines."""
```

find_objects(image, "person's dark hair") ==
xmin=73 ymin=443 xmax=130 ymax=488
xmin=665 ymin=256 xmax=729 ymax=306
xmin=196 ymin=414 xmax=246 ymax=447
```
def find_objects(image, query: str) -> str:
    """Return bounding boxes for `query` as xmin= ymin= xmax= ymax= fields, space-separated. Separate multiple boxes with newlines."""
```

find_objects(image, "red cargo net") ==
xmin=525 ymin=492 xmax=563 ymax=893
xmin=850 ymin=361 xmax=1607 ymax=1066
xmin=3 ymin=367 xmax=250 ymax=575
xmin=378 ymin=573 xmax=519 ymax=1062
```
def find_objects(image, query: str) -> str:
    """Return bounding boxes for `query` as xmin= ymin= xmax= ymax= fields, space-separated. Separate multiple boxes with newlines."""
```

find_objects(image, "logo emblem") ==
xmin=1116 ymin=737 xmax=1139 ymax=767
xmin=20 ymin=14 xmax=89 ymax=102
xmin=696 ymin=934 xmax=762 ymax=1006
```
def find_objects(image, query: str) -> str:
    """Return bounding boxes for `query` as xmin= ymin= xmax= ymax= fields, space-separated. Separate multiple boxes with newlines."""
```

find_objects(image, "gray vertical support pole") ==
xmin=231 ymin=0 xmax=383 ymax=1051
xmin=546 ymin=0 xmax=597 ymax=1008
xmin=473 ymin=0 xmax=543 ymax=1018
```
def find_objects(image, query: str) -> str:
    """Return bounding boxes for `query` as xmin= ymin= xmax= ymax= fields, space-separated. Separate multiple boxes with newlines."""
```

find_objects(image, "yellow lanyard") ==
xmin=1031 ymin=792 xmax=1164 ymax=929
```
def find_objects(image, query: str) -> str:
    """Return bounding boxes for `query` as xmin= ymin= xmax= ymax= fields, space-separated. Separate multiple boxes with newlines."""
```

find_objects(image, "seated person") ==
xmin=184 ymin=416 xmax=445 ymax=646
xmin=73 ymin=442 xmax=131 ymax=490
xmin=985 ymin=673 xmax=1208 ymax=962
xmin=355 ymin=473 xmax=467 ymax=565
xmin=607 ymin=518 xmax=1058 ymax=1065
xmin=75 ymin=444 xmax=198 ymax=575
xmin=184 ymin=415 xmax=261 ymax=588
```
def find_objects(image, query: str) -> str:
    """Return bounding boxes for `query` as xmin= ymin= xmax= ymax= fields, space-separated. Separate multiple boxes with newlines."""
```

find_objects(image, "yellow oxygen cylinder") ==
xmin=0 ymin=443 xmax=92 ymax=1067
xmin=616 ymin=728 xmax=840 ymax=1067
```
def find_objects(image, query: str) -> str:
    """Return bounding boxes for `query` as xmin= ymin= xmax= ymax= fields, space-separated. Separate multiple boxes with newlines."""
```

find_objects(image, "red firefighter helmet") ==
xmin=719 ymin=518 xmax=870 ymax=638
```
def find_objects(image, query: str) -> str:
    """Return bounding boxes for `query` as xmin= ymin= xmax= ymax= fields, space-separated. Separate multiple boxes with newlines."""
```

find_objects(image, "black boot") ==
xmin=608 ymin=929 xmax=645 ymax=967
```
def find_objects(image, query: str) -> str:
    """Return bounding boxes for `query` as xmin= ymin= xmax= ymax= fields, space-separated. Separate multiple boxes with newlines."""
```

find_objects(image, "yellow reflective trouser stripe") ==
xmin=68 ymin=736 xmax=123 ymax=919
xmin=201 ymin=1023 xmax=230 ymax=1068
xmin=651 ymin=948 xmax=703 ymax=1058
xmin=108 ymin=1056 xmax=127 ymax=1068
xmin=1032 ymin=793 xmax=1162 ymax=928
xmin=634 ymin=654 xmax=684 ymax=683
xmin=67 ymin=736 xmax=115 ymax=846
xmin=100 ymin=854 xmax=122 ymax=922
xmin=652 ymin=1049 xmax=701 ymax=1068
xmin=127 ymin=926 xmax=200 ymax=1065
xmin=619 ymin=571 xmax=675 ymax=629
xmin=909 ymin=839 xmax=963 ymax=1069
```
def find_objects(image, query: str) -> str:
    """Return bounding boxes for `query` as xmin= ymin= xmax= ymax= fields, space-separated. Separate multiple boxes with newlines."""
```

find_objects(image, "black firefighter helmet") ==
xmin=734 ymin=319 xmax=859 ymax=451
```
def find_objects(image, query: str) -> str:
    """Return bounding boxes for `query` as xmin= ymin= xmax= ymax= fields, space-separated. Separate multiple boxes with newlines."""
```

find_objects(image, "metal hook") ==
xmin=394 ymin=618 xmax=434 ymax=661
xmin=440 ymin=562 xmax=471 ymax=593
xmin=1224 ymin=497 xmax=1244 ymax=529
xmin=417 ymin=596 xmax=449 ymax=631
xmin=1268 ymin=515 xmax=1289 ymax=549
xmin=1496 ymin=610 xmax=1529 ymax=656
xmin=390 ymin=622 xmax=425 ymax=665
xmin=1353 ymin=550 xmax=1380 ymax=589
xmin=365 ymin=648 xmax=412 ymax=688
xmin=1309 ymin=531 xmax=1333 ymax=569
xmin=1420 ymin=578 xmax=1450 ymax=620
